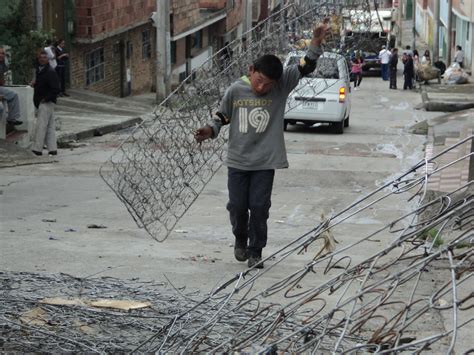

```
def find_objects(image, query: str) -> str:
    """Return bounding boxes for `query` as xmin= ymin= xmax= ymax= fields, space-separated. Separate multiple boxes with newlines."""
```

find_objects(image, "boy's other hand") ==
xmin=194 ymin=126 xmax=213 ymax=143
xmin=312 ymin=21 xmax=330 ymax=46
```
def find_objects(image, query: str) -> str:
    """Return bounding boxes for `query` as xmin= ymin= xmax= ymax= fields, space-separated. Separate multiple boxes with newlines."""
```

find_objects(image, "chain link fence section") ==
xmin=100 ymin=0 xmax=376 ymax=241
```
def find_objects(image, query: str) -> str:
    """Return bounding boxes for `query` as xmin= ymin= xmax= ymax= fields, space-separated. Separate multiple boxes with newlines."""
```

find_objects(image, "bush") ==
xmin=0 ymin=0 xmax=53 ymax=84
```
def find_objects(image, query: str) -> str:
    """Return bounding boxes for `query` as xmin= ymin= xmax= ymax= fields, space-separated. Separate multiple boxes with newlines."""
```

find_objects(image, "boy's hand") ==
xmin=312 ymin=20 xmax=330 ymax=46
xmin=194 ymin=126 xmax=213 ymax=143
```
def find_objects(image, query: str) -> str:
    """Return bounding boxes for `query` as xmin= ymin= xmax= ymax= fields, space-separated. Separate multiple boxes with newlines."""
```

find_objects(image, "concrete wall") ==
xmin=0 ymin=86 xmax=35 ymax=146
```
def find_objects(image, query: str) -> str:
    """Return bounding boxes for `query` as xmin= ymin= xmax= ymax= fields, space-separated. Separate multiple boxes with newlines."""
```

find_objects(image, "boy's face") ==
xmin=249 ymin=67 xmax=276 ymax=96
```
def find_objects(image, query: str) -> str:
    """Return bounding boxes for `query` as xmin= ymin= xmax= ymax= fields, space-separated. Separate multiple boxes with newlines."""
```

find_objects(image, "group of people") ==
xmin=0 ymin=38 xmax=67 ymax=156
xmin=44 ymin=39 xmax=69 ymax=97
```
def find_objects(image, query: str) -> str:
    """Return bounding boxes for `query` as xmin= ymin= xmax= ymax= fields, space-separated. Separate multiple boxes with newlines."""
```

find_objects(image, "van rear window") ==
xmin=286 ymin=56 xmax=340 ymax=79
xmin=314 ymin=58 xmax=339 ymax=79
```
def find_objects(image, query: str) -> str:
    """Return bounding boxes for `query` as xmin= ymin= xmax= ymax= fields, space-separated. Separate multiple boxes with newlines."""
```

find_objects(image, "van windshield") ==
xmin=286 ymin=56 xmax=340 ymax=79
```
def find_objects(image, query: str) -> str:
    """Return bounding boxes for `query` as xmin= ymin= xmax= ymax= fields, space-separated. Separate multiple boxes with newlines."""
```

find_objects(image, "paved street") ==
xmin=1 ymin=74 xmax=443 ymax=292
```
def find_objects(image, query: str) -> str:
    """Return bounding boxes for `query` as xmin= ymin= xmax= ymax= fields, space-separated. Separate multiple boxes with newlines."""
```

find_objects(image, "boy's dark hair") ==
xmin=253 ymin=54 xmax=283 ymax=81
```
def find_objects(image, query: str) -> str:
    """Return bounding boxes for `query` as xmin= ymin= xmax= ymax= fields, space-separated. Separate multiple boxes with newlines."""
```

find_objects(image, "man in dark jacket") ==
xmin=32 ymin=50 xmax=60 ymax=156
xmin=403 ymin=54 xmax=415 ymax=90
xmin=389 ymin=48 xmax=398 ymax=90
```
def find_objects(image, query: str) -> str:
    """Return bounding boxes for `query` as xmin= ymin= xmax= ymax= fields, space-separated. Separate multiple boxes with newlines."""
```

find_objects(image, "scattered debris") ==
xmin=87 ymin=224 xmax=107 ymax=229
xmin=42 ymin=219 xmax=57 ymax=223
xmin=65 ymin=228 xmax=77 ymax=232
xmin=174 ymin=229 xmax=188 ymax=234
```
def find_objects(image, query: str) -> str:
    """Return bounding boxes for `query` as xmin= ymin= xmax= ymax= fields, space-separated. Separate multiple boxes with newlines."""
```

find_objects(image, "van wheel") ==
xmin=344 ymin=115 xmax=350 ymax=127
xmin=334 ymin=120 xmax=344 ymax=134
xmin=284 ymin=120 xmax=288 ymax=131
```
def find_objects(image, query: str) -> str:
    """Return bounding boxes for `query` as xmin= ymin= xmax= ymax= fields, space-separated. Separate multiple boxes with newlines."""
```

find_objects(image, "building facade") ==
xmin=69 ymin=0 xmax=157 ymax=97
xmin=415 ymin=0 xmax=473 ymax=74
xmin=34 ymin=0 xmax=256 ymax=97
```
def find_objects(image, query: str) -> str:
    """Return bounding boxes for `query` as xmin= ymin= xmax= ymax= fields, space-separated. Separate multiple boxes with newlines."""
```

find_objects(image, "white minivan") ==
xmin=284 ymin=51 xmax=352 ymax=134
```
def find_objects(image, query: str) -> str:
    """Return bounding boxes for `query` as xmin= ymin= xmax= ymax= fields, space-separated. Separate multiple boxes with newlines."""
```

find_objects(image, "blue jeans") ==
xmin=381 ymin=64 xmax=389 ymax=81
xmin=227 ymin=167 xmax=275 ymax=257
xmin=0 ymin=86 xmax=21 ymax=122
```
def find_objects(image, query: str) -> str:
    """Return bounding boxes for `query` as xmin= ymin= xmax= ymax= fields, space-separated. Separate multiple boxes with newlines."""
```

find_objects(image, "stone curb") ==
xmin=57 ymin=117 xmax=143 ymax=145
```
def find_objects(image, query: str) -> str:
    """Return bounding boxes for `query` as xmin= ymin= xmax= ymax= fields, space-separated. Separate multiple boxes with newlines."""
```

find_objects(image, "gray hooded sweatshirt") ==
xmin=210 ymin=44 xmax=323 ymax=171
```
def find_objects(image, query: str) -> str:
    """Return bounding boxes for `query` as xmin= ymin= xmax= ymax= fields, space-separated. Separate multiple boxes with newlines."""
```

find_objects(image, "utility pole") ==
xmin=153 ymin=0 xmax=171 ymax=104
xmin=397 ymin=0 xmax=403 ymax=47
xmin=412 ymin=0 xmax=416 ymax=50
xmin=433 ymin=0 xmax=440 ymax=61
xmin=35 ymin=0 xmax=43 ymax=30
xmin=244 ymin=0 xmax=253 ymax=34
xmin=446 ymin=0 xmax=453 ymax=65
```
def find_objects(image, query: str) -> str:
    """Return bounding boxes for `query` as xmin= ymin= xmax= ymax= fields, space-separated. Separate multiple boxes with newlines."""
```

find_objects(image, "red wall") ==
xmin=75 ymin=0 xmax=156 ymax=39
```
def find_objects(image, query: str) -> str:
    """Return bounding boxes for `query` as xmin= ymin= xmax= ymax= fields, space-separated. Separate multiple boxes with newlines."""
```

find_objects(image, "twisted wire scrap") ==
xmin=2 ymin=144 xmax=472 ymax=351
xmin=100 ymin=0 xmax=376 ymax=241
xmin=132 ymin=136 xmax=473 ymax=353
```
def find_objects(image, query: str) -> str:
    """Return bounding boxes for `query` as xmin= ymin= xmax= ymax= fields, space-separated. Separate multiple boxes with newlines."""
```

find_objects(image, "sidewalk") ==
xmin=5 ymin=89 xmax=155 ymax=146
xmin=421 ymin=83 xmax=474 ymax=112
xmin=54 ymin=89 xmax=155 ymax=144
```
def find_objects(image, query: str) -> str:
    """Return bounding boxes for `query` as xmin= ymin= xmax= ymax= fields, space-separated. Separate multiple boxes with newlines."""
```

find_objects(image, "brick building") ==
xmin=34 ymin=0 xmax=252 ymax=97
xmin=69 ymin=0 xmax=157 ymax=97
xmin=169 ymin=0 xmax=245 ymax=87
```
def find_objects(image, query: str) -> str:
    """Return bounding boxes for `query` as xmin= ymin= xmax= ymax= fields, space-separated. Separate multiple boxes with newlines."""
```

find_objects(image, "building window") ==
xmin=191 ymin=30 xmax=202 ymax=49
xmin=142 ymin=29 xmax=152 ymax=59
xmin=127 ymin=41 xmax=133 ymax=59
xmin=85 ymin=48 xmax=105 ymax=85
xmin=171 ymin=41 xmax=176 ymax=64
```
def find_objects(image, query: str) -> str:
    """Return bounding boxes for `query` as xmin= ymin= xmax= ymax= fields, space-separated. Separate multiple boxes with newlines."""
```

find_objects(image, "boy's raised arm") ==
xmin=281 ymin=22 xmax=329 ymax=92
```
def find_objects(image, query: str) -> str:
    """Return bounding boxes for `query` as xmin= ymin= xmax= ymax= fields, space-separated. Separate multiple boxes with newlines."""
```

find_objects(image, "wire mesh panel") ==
xmin=100 ymin=0 xmax=377 ymax=241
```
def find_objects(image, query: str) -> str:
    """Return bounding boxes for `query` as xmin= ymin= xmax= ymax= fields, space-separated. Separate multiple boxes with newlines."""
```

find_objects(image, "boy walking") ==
xmin=195 ymin=24 xmax=327 ymax=268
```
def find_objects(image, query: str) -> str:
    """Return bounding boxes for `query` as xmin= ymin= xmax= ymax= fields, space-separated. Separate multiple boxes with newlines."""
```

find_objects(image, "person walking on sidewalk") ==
xmin=403 ymin=53 xmax=415 ymax=90
xmin=389 ymin=48 xmax=398 ymax=89
xmin=379 ymin=45 xmax=391 ymax=81
xmin=194 ymin=24 xmax=327 ymax=269
xmin=0 ymin=47 xmax=22 ymax=126
xmin=31 ymin=51 xmax=60 ymax=156
xmin=54 ymin=39 xmax=69 ymax=97
xmin=351 ymin=51 xmax=363 ymax=90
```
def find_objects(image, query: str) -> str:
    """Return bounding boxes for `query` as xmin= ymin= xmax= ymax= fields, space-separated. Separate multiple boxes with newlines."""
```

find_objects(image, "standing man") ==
xmin=31 ymin=51 xmax=60 ymax=156
xmin=194 ymin=24 xmax=327 ymax=269
xmin=403 ymin=54 xmax=414 ymax=90
xmin=55 ymin=39 xmax=69 ymax=97
xmin=379 ymin=45 xmax=391 ymax=81
xmin=389 ymin=47 xmax=399 ymax=90
xmin=453 ymin=45 xmax=464 ymax=68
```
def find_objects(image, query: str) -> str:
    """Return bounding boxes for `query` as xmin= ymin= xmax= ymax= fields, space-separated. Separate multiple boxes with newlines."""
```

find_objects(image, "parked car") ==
xmin=284 ymin=51 xmax=352 ymax=134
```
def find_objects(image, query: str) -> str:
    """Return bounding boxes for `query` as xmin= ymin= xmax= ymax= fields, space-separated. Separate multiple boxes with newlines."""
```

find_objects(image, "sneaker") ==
xmin=32 ymin=150 xmax=42 ymax=156
xmin=234 ymin=244 xmax=248 ymax=262
xmin=248 ymin=256 xmax=264 ymax=269
xmin=7 ymin=119 xmax=23 ymax=126
xmin=48 ymin=151 xmax=58 ymax=156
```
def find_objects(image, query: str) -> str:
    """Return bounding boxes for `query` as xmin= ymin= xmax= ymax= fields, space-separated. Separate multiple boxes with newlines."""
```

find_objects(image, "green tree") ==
xmin=0 ymin=0 xmax=53 ymax=84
